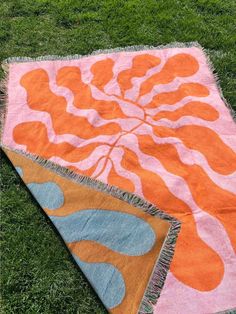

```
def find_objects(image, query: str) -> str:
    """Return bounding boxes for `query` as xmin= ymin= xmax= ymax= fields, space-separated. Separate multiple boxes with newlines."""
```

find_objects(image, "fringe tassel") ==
xmin=0 ymin=62 xmax=9 ymax=141
xmin=138 ymin=220 xmax=180 ymax=314
xmin=2 ymin=41 xmax=202 ymax=63
xmin=215 ymin=308 xmax=236 ymax=314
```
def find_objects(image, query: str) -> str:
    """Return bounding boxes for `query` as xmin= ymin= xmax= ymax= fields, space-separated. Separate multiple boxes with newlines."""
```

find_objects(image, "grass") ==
xmin=0 ymin=0 xmax=236 ymax=313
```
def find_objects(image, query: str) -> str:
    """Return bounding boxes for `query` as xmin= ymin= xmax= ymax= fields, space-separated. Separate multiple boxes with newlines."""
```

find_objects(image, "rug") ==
xmin=1 ymin=42 xmax=236 ymax=314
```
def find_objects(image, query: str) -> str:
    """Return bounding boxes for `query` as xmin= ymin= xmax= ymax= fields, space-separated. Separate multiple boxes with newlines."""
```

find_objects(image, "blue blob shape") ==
xmin=50 ymin=209 xmax=156 ymax=256
xmin=27 ymin=182 xmax=64 ymax=210
xmin=15 ymin=166 xmax=23 ymax=177
xmin=73 ymin=254 xmax=125 ymax=309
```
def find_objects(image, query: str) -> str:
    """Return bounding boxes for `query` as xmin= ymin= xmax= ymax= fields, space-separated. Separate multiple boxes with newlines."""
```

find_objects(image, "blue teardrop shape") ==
xmin=73 ymin=254 xmax=125 ymax=309
xmin=50 ymin=209 xmax=156 ymax=256
xmin=27 ymin=182 xmax=64 ymax=210
xmin=15 ymin=166 xmax=23 ymax=177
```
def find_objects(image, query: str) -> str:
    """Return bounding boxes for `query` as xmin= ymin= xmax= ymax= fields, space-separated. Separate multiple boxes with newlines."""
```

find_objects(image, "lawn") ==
xmin=0 ymin=0 xmax=236 ymax=313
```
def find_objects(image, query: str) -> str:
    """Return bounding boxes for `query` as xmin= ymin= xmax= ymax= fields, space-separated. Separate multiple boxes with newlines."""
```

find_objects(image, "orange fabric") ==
xmin=139 ymin=53 xmax=199 ymax=96
xmin=146 ymin=83 xmax=209 ymax=108
xmin=153 ymin=125 xmax=236 ymax=175
xmin=91 ymin=58 xmax=115 ymax=91
xmin=118 ymin=54 xmax=161 ymax=96
xmin=153 ymin=101 xmax=219 ymax=121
